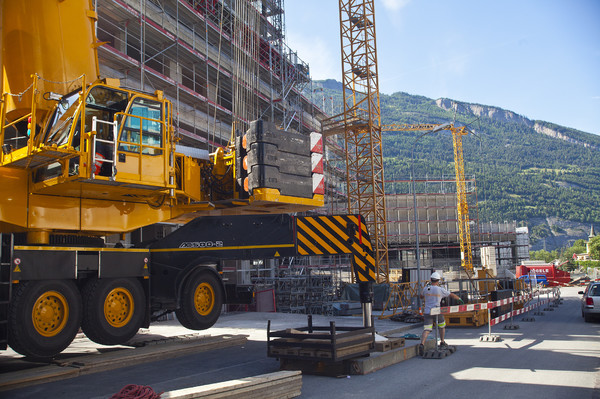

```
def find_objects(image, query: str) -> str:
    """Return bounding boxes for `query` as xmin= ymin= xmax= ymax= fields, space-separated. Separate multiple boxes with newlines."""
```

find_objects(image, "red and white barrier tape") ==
xmin=430 ymin=288 xmax=556 ymax=316
xmin=432 ymin=302 xmax=492 ymax=315
xmin=489 ymin=299 xmax=548 ymax=326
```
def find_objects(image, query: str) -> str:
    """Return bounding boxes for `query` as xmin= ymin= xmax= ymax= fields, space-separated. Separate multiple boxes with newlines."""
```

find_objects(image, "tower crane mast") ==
xmin=328 ymin=0 xmax=388 ymax=282
xmin=383 ymin=123 xmax=474 ymax=275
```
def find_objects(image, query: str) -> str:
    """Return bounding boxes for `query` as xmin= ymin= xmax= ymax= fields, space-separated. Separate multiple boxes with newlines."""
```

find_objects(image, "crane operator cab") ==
xmin=1 ymin=76 xmax=323 ymax=237
xmin=2 ymin=79 xmax=179 ymax=203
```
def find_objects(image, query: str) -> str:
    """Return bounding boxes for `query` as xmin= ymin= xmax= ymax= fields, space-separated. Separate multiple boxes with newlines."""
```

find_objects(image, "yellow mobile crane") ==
xmin=382 ymin=123 xmax=474 ymax=276
xmin=0 ymin=0 xmax=380 ymax=358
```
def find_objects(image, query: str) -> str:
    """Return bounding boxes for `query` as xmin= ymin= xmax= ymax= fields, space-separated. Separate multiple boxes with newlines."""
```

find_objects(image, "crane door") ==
xmin=116 ymin=97 xmax=167 ymax=187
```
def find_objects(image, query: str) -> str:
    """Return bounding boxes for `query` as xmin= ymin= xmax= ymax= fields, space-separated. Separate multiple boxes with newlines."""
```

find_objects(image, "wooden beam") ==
xmin=162 ymin=370 xmax=302 ymax=399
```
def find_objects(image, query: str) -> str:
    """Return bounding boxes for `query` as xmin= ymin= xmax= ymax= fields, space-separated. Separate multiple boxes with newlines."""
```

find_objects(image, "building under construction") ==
xmin=96 ymin=0 xmax=325 ymax=149
xmin=385 ymin=176 xmax=530 ymax=279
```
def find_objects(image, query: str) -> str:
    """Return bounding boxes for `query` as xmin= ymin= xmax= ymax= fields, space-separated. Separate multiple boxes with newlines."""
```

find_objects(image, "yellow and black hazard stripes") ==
xmin=295 ymin=215 xmax=376 ymax=282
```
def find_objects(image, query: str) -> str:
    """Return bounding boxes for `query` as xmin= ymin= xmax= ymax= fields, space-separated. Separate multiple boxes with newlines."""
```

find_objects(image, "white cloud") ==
xmin=381 ymin=0 xmax=412 ymax=11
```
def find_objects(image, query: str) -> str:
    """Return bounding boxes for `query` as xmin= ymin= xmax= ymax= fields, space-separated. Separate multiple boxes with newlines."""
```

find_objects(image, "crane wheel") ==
xmin=8 ymin=280 xmax=82 ymax=359
xmin=176 ymin=271 xmax=223 ymax=330
xmin=81 ymin=278 xmax=145 ymax=345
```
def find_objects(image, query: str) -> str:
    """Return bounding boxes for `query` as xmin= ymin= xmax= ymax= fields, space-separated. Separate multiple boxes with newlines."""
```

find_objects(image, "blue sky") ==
xmin=284 ymin=0 xmax=600 ymax=135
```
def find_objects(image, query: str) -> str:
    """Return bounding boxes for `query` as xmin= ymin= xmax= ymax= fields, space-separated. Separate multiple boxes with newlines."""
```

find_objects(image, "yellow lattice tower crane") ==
xmin=323 ymin=0 xmax=389 ymax=283
xmin=383 ymin=123 xmax=474 ymax=276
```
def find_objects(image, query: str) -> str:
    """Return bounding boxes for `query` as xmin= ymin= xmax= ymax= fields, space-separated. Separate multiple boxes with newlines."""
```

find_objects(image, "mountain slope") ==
xmin=313 ymin=80 xmax=600 ymax=250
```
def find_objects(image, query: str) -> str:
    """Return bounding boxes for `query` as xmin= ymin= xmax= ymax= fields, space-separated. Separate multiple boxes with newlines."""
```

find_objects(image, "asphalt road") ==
xmin=2 ymin=286 xmax=599 ymax=399
xmin=300 ymin=286 xmax=600 ymax=399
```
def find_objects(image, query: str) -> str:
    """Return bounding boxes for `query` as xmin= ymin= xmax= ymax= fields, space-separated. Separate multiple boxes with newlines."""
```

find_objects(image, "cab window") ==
xmin=43 ymin=91 xmax=80 ymax=146
xmin=119 ymin=98 xmax=163 ymax=155
xmin=85 ymin=86 xmax=128 ymax=142
xmin=86 ymin=86 xmax=128 ymax=110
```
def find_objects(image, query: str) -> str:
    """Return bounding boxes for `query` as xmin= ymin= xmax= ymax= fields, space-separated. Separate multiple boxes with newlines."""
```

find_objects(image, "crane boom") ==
xmin=382 ymin=123 xmax=474 ymax=274
xmin=382 ymin=123 xmax=447 ymax=132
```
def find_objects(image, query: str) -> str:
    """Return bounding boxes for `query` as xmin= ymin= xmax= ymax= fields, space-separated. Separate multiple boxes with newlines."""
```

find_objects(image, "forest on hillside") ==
xmin=312 ymin=80 xmax=600 ymax=227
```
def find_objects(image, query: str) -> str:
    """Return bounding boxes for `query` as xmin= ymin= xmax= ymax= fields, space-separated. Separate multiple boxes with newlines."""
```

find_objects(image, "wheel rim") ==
xmin=104 ymin=287 xmax=134 ymax=328
xmin=32 ymin=290 xmax=69 ymax=337
xmin=194 ymin=282 xmax=215 ymax=316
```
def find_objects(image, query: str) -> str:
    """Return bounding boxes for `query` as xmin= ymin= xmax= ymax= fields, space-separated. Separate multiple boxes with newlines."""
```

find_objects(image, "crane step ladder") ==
xmin=90 ymin=116 xmax=118 ymax=180
xmin=0 ymin=234 xmax=13 ymax=351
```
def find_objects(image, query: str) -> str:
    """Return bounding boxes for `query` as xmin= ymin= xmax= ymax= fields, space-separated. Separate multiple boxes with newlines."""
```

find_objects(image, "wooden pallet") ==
xmin=375 ymin=336 xmax=405 ymax=352
xmin=267 ymin=316 xmax=375 ymax=362
xmin=0 ymin=334 xmax=248 ymax=392
xmin=315 ymin=342 xmax=372 ymax=359
xmin=375 ymin=340 xmax=391 ymax=352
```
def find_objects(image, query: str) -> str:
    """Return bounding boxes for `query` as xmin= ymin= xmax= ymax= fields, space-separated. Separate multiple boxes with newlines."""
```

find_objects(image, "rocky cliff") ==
xmin=435 ymin=98 xmax=599 ymax=151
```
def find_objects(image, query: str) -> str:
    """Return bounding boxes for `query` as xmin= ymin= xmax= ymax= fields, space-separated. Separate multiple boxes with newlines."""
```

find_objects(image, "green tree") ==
xmin=589 ymin=236 xmax=600 ymax=260
xmin=577 ymin=260 xmax=600 ymax=270
xmin=558 ymin=259 xmax=577 ymax=272
xmin=530 ymin=249 xmax=557 ymax=263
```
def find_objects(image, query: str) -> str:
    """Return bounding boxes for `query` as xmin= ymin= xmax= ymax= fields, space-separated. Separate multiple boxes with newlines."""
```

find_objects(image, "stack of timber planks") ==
xmin=162 ymin=370 xmax=302 ymax=399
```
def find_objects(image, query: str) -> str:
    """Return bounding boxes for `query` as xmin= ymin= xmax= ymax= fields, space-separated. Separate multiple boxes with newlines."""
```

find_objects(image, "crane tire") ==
xmin=176 ymin=271 xmax=223 ymax=330
xmin=81 ymin=278 xmax=145 ymax=345
xmin=8 ymin=280 xmax=82 ymax=359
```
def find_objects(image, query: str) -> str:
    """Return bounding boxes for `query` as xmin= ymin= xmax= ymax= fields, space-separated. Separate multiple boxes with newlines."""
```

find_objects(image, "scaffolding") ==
xmin=95 ymin=0 xmax=322 ymax=154
xmin=384 ymin=176 xmax=529 ymax=276
xmin=251 ymin=256 xmax=352 ymax=315
xmin=323 ymin=135 xmax=350 ymax=215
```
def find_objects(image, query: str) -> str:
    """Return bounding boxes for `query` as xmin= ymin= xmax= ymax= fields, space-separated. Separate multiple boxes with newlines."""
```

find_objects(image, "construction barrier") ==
xmin=379 ymin=282 xmax=561 ymax=337
xmin=488 ymin=298 xmax=548 ymax=326
xmin=429 ymin=288 xmax=556 ymax=316
xmin=423 ymin=287 xmax=561 ymax=341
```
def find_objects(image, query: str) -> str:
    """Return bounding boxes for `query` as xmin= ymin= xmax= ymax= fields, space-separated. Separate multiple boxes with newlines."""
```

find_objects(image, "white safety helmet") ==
xmin=430 ymin=272 xmax=441 ymax=281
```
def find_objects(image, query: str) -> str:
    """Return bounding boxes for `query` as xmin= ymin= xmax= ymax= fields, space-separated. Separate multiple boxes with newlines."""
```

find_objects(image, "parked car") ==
xmin=579 ymin=282 xmax=600 ymax=322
